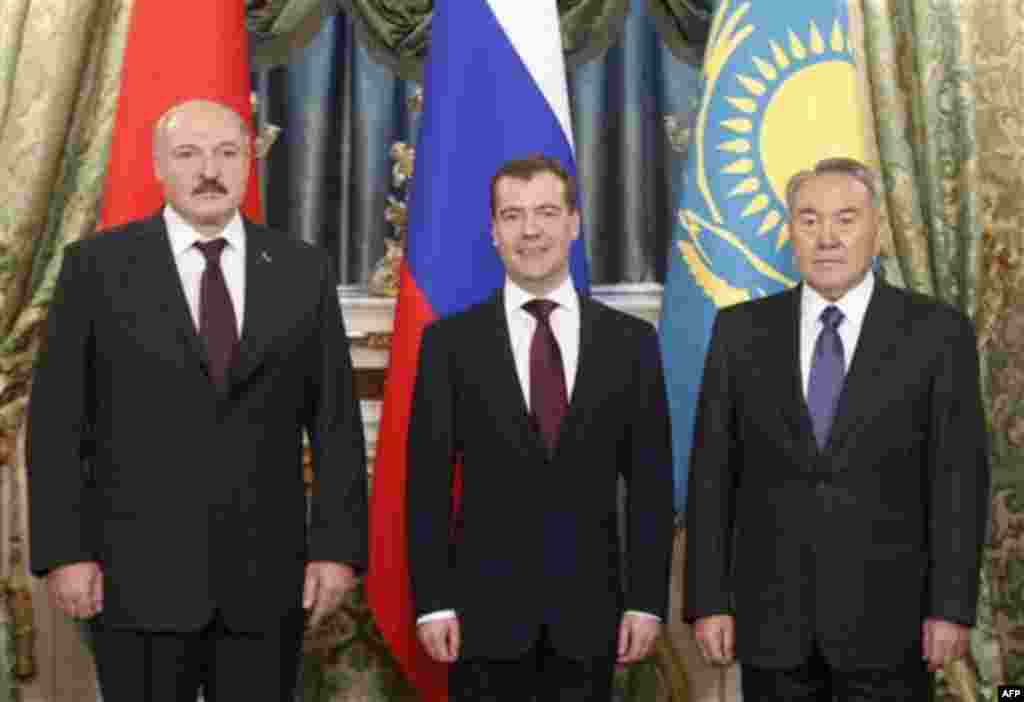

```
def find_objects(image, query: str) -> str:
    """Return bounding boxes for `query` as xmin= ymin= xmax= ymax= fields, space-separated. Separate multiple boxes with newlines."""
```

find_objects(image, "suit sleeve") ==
xmin=406 ymin=321 xmax=457 ymax=617
xmin=684 ymin=311 xmax=738 ymax=622
xmin=305 ymin=254 xmax=368 ymax=570
xmin=927 ymin=310 xmax=990 ymax=626
xmin=621 ymin=325 xmax=675 ymax=619
xmin=27 ymin=242 xmax=98 ymax=575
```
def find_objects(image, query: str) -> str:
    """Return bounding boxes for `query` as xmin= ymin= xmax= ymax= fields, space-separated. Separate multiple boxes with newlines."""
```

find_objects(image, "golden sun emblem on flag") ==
xmin=680 ymin=0 xmax=866 ymax=309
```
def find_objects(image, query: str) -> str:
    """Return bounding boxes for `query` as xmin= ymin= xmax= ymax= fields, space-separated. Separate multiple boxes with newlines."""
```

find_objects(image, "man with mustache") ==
xmin=27 ymin=99 xmax=368 ymax=701
xmin=685 ymin=158 xmax=990 ymax=700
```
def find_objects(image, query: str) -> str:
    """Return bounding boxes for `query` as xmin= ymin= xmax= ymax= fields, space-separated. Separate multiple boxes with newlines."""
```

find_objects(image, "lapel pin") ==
xmin=261 ymin=251 xmax=272 ymax=263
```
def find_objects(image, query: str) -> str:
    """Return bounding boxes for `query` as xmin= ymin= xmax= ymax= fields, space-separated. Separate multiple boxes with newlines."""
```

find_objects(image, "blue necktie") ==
xmin=807 ymin=305 xmax=845 ymax=449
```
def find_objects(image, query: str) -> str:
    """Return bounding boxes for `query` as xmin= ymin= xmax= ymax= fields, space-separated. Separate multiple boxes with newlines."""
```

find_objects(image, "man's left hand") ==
xmin=303 ymin=561 xmax=358 ymax=628
xmin=922 ymin=617 xmax=970 ymax=672
xmin=617 ymin=613 xmax=661 ymax=663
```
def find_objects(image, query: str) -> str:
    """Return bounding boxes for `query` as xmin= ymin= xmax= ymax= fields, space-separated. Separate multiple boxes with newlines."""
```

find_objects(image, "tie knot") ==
xmin=523 ymin=299 xmax=558 ymax=322
xmin=195 ymin=238 xmax=228 ymax=264
xmin=820 ymin=305 xmax=844 ymax=330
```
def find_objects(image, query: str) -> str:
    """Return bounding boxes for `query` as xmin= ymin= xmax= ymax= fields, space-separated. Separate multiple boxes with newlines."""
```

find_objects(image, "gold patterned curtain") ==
xmin=859 ymin=0 xmax=1024 ymax=697
xmin=0 ymin=0 xmax=134 ymax=696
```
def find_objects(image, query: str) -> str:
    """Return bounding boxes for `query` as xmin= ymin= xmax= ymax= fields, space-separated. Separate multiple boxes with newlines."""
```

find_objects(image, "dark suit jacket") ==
xmin=27 ymin=212 xmax=368 ymax=634
xmin=684 ymin=281 xmax=989 ymax=669
xmin=406 ymin=290 xmax=675 ymax=660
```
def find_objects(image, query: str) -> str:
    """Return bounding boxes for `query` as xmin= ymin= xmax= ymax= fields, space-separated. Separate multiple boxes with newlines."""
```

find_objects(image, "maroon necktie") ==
xmin=523 ymin=299 xmax=568 ymax=452
xmin=195 ymin=239 xmax=239 ymax=388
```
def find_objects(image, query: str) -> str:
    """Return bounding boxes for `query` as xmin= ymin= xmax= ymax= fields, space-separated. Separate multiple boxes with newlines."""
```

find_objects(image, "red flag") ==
xmin=367 ymin=265 xmax=446 ymax=699
xmin=99 ymin=0 xmax=260 ymax=229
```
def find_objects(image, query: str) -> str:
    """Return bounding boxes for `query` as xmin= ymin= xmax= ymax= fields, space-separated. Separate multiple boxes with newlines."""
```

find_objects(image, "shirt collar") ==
xmin=801 ymin=270 xmax=875 ymax=328
xmin=504 ymin=275 xmax=579 ymax=317
xmin=163 ymin=205 xmax=246 ymax=257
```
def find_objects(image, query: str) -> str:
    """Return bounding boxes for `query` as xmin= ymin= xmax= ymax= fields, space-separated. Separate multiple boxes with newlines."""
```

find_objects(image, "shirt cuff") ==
xmin=625 ymin=610 xmax=661 ymax=622
xmin=417 ymin=610 xmax=659 ymax=624
xmin=417 ymin=609 xmax=457 ymax=624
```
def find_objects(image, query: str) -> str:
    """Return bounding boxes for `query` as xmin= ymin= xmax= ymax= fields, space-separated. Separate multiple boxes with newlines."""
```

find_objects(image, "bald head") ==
xmin=153 ymin=99 xmax=250 ymax=160
xmin=152 ymin=99 xmax=252 ymax=237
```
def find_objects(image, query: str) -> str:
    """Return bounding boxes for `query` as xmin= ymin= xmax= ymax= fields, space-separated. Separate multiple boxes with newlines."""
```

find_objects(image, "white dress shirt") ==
xmin=163 ymin=205 xmax=246 ymax=335
xmin=504 ymin=275 xmax=580 ymax=406
xmin=418 ymin=275 xmax=658 ymax=625
xmin=799 ymin=271 xmax=875 ymax=400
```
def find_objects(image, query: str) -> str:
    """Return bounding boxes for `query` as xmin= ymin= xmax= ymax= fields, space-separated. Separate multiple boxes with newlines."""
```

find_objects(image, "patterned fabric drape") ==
xmin=0 ymin=0 xmax=133 ymax=696
xmin=967 ymin=0 xmax=1024 ymax=690
xmin=859 ymin=0 xmax=1023 ymax=696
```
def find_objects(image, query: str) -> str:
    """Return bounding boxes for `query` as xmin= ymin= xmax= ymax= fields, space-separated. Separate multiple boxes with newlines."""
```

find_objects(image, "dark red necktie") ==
xmin=523 ymin=299 xmax=568 ymax=452
xmin=195 ymin=239 xmax=239 ymax=388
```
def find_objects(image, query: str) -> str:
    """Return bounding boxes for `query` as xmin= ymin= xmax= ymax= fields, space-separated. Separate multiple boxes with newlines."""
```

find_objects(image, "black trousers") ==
xmin=450 ymin=626 xmax=616 ymax=702
xmin=90 ymin=609 xmax=305 ymax=702
xmin=741 ymin=642 xmax=932 ymax=702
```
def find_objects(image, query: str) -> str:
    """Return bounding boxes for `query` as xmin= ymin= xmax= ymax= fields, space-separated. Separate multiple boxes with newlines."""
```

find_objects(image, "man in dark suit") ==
xmin=406 ymin=155 xmax=674 ymax=701
xmin=27 ymin=99 xmax=368 ymax=701
xmin=685 ymin=157 xmax=990 ymax=700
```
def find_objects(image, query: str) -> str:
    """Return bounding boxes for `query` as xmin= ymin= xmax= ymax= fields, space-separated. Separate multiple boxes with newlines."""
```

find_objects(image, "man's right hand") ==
xmin=47 ymin=561 xmax=103 ymax=620
xmin=694 ymin=614 xmax=735 ymax=666
xmin=417 ymin=616 xmax=460 ymax=663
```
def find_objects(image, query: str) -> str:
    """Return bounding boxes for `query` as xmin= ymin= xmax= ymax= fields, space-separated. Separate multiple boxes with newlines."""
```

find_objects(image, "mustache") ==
xmin=192 ymin=178 xmax=228 ymax=196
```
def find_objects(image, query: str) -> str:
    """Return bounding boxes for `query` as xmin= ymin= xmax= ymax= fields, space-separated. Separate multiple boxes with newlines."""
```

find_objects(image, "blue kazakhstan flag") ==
xmin=659 ymin=0 xmax=867 ymax=511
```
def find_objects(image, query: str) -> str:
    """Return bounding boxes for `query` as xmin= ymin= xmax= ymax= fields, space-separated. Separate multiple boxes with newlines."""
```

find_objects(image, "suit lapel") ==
xmin=137 ymin=213 xmax=209 ymax=376
xmin=555 ymin=295 xmax=597 ymax=452
xmin=825 ymin=281 xmax=905 ymax=455
xmin=228 ymin=223 xmax=279 ymax=388
xmin=775 ymin=286 xmax=818 ymax=452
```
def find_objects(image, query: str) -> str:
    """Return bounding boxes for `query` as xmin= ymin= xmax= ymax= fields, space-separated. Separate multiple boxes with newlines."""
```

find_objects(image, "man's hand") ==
xmin=923 ymin=617 xmax=970 ymax=672
xmin=617 ymin=613 xmax=661 ymax=663
xmin=47 ymin=561 xmax=103 ymax=620
xmin=418 ymin=616 xmax=460 ymax=663
xmin=303 ymin=561 xmax=358 ymax=628
xmin=694 ymin=614 xmax=735 ymax=666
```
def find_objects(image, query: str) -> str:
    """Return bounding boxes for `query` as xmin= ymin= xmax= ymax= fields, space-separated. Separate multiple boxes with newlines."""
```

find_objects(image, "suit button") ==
xmin=816 ymin=480 xmax=827 ymax=491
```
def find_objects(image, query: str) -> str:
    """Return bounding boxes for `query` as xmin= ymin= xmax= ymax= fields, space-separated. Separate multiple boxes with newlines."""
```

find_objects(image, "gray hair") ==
xmin=785 ymin=157 xmax=879 ymax=214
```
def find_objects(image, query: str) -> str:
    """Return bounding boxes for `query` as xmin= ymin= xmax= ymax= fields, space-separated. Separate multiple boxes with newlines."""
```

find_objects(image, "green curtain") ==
xmin=859 ymin=0 xmax=1024 ymax=696
xmin=0 ymin=0 xmax=134 ymax=697
xmin=644 ymin=0 xmax=711 ymax=66
xmin=966 ymin=0 xmax=1024 ymax=690
xmin=332 ymin=0 xmax=633 ymax=81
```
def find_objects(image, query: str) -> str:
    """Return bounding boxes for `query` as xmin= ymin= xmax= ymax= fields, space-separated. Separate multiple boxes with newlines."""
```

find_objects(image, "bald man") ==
xmin=27 ymin=99 xmax=367 ymax=701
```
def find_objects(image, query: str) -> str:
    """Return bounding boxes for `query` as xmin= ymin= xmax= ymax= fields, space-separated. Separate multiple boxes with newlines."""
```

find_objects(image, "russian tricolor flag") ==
xmin=366 ymin=2 xmax=588 ymax=698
